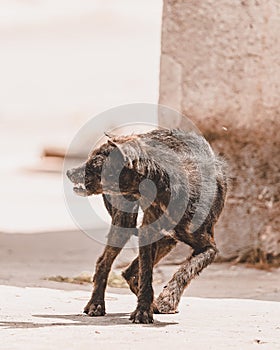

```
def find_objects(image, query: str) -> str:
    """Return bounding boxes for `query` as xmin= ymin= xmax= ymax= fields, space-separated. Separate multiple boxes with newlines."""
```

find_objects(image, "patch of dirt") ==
xmin=45 ymin=271 xmax=129 ymax=288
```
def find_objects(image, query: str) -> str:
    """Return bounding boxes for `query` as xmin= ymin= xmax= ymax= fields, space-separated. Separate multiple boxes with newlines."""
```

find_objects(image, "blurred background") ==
xmin=0 ymin=0 xmax=162 ymax=233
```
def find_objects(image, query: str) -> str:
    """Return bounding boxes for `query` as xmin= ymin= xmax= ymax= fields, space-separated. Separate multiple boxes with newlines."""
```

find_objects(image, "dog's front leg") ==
xmin=84 ymin=196 xmax=138 ymax=317
xmin=83 ymin=241 xmax=124 ymax=316
xmin=130 ymin=226 xmax=154 ymax=324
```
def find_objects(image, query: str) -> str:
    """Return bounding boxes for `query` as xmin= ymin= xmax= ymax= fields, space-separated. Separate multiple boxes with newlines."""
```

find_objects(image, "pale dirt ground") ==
xmin=1 ymin=230 xmax=280 ymax=302
xmin=0 ymin=286 xmax=280 ymax=350
xmin=1 ymin=210 xmax=280 ymax=350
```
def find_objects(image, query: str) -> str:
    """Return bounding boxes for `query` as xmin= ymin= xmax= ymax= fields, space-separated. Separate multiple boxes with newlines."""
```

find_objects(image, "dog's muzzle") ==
xmin=66 ymin=164 xmax=88 ymax=197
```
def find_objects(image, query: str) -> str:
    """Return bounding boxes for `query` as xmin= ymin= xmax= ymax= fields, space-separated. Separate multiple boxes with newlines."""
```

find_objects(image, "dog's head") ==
xmin=67 ymin=136 xmax=146 ymax=197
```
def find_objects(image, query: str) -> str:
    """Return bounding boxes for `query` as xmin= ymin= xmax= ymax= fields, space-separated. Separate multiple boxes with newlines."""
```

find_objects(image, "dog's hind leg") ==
xmin=84 ymin=195 xmax=138 ymax=316
xmin=155 ymin=177 xmax=226 ymax=314
xmin=122 ymin=236 xmax=177 ymax=296
xmin=155 ymin=229 xmax=217 ymax=314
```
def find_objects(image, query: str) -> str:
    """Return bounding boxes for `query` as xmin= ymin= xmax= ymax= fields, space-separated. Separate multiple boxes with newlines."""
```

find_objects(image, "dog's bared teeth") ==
xmin=73 ymin=183 xmax=87 ymax=197
xmin=74 ymin=183 xmax=86 ymax=190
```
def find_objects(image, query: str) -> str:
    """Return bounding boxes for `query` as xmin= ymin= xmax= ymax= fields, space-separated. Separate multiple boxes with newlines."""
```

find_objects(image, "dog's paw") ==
xmin=151 ymin=302 xmax=161 ymax=314
xmin=130 ymin=309 xmax=154 ymax=324
xmin=84 ymin=301 xmax=105 ymax=316
xmin=154 ymin=291 xmax=178 ymax=314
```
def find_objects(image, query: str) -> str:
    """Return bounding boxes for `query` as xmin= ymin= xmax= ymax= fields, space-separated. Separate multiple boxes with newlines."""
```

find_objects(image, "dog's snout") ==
xmin=66 ymin=164 xmax=86 ymax=184
xmin=66 ymin=169 xmax=72 ymax=179
xmin=66 ymin=168 xmax=77 ymax=182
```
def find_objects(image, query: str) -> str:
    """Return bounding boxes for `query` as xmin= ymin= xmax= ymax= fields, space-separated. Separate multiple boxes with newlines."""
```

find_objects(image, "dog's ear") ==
xmin=107 ymin=139 xmax=127 ymax=161
xmin=107 ymin=139 xmax=137 ymax=168
xmin=104 ymin=131 xmax=116 ymax=139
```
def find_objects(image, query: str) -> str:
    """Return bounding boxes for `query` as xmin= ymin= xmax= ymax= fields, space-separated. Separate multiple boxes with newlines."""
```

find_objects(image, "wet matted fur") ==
xmin=67 ymin=129 xmax=228 ymax=324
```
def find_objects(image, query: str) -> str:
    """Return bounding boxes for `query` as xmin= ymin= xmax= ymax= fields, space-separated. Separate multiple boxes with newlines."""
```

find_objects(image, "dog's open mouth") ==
xmin=73 ymin=183 xmax=88 ymax=197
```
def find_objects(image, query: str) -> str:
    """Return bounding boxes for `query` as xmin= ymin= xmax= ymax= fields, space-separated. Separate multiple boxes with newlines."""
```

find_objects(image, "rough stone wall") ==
xmin=159 ymin=0 xmax=280 ymax=260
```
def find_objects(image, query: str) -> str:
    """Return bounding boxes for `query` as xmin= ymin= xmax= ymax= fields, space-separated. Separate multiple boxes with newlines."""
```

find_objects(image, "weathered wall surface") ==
xmin=159 ymin=0 xmax=280 ymax=260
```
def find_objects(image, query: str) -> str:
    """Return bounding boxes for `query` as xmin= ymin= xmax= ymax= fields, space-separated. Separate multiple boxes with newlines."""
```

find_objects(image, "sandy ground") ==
xmin=1 ymin=229 xmax=280 ymax=349
xmin=0 ymin=286 xmax=280 ymax=350
xmin=1 ymin=230 xmax=280 ymax=301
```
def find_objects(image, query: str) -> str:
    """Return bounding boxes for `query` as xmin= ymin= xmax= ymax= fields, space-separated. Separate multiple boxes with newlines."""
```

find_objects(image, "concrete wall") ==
xmin=159 ymin=0 xmax=280 ymax=260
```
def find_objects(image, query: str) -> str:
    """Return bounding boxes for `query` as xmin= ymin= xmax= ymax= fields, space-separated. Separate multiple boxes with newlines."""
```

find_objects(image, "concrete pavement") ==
xmin=0 ymin=285 xmax=279 ymax=350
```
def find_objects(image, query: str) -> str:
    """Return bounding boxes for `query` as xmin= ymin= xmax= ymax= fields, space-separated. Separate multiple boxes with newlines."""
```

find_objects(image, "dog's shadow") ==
xmin=0 ymin=313 xmax=178 ymax=329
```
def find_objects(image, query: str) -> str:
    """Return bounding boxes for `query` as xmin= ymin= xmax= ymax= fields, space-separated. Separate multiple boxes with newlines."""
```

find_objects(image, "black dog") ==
xmin=67 ymin=129 xmax=228 ymax=324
